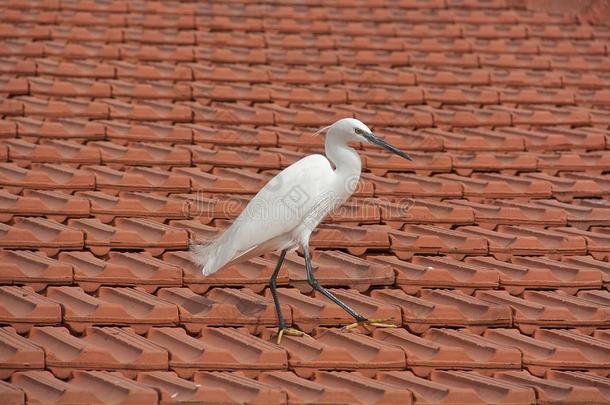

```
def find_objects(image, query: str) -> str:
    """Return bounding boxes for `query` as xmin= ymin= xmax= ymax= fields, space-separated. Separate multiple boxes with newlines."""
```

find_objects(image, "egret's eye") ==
xmin=354 ymin=128 xmax=364 ymax=135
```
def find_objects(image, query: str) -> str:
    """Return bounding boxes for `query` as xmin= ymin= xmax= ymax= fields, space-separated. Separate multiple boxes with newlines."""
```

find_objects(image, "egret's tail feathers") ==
xmin=189 ymin=239 xmax=217 ymax=276
xmin=189 ymin=226 xmax=262 ymax=277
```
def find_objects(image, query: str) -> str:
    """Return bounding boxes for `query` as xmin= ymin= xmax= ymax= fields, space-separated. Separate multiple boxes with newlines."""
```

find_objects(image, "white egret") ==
xmin=190 ymin=118 xmax=412 ymax=342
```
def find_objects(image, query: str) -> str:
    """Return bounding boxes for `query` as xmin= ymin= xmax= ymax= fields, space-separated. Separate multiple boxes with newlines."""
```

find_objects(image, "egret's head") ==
xmin=321 ymin=118 xmax=412 ymax=161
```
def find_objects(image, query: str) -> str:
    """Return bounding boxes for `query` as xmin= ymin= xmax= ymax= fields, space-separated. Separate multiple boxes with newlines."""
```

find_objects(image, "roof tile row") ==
xmin=2 ymin=261 xmax=609 ymax=326
xmin=4 ymin=26 xmax=609 ymax=57
xmin=6 ymin=162 xmax=610 ymax=202
xmin=4 ymin=366 xmax=610 ymax=405
xmin=6 ymin=96 xmax=610 ymax=128
xmin=5 ymin=119 xmax=608 ymax=153
xmin=4 ymin=57 xmax=610 ymax=90
xmin=0 ymin=7 xmax=585 ymax=27
xmin=3 ymin=324 xmax=610 ymax=383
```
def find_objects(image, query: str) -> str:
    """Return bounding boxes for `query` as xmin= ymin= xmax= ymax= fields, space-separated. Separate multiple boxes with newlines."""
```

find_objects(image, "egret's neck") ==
xmin=325 ymin=134 xmax=362 ymax=180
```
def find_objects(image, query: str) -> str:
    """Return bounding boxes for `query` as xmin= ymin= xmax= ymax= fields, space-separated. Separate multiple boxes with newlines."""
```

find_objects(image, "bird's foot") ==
xmin=275 ymin=327 xmax=311 ymax=344
xmin=342 ymin=318 xmax=398 ymax=333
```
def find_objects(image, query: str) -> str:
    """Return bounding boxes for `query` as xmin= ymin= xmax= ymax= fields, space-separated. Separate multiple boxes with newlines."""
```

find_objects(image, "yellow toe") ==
xmin=342 ymin=319 xmax=398 ymax=332
xmin=275 ymin=327 xmax=310 ymax=344
xmin=276 ymin=329 xmax=285 ymax=345
xmin=341 ymin=322 xmax=360 ymax=331
xmin=370 ymin=322 xmax=397 ymax=328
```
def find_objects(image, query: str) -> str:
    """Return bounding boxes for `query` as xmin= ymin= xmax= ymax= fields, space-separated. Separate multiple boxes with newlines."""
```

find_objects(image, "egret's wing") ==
xmin=195 ymin=154 xmax=335 ymax=275
xmin=234 ymin=154 xmax=333 ymax=232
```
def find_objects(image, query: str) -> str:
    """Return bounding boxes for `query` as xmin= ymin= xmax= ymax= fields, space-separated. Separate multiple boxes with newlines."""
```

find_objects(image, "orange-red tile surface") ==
xmin=2 ymin=0 xmax=610 ymax=402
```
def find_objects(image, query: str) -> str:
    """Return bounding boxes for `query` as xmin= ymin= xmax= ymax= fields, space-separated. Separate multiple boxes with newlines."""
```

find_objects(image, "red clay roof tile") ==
xmin=166 ymin=250 xmax=286 ymax=294
xmin=391 ymin=224 xmax=488 ymax=259
xmin=431 ymin=127 xmax=524 ymax=151
xmin=314 ymin=371 xmax=414 ymax=404
xmin=47 ymin=286 xmax=179 ymax=333
xmin=341 ymin=66 xmax=416 ymax=85
xmin=484 ymin=328 xmax=610 ymax=376
xmin=321 ymin=197 xmax=381 ymax=223
xmin=29 ymin=326 xmax=169 ymax=378
xmin=92 ymin=141 xmax=191 ymax=168
xmin=372 ymin=288 xmax=511 ymax=333
xmin=429 ymin=370 xmax=536 ymax=404
xmin=374 ymin=254 xmax=499 ymax=293
xmin=7 ymin=138 xmax=101 ymax=166
xmin=461 ymin=224 xmax=587 ymax=259
xmin=375 ymin=327 xmax=521 ymax=376
xmin=160 ymin=286 xmax=289 ymax=333
xmin=0 ymin=76 xmax=29 ymax=97
xmin=274 ymin=328 xmax=405 ymax=378
xmin=451 ymin=152 xmax=537 ymax=175
xmin=206 ymin=287 xmax=292 ymax=332
xmin=537 ymin=152 xmax=609 ymax=174
xmin=555 ymin=226 xmax=610 ymax=260
xmin=71 ymin=370 xmax=159 ymax=404
xmin=136 ymin=370 xmax=206 ymax=404
xmin=0 ymin=250 xmax=73 ymax=291
xmin=375 ymin=198 xmax=472 ymax=228
xmin=363 ymin=150 xmax=451 ymax=176
xmin=522 ymin=171 xmax=602 ymax=200
xmin=0 ymin=380 xmax=23 ymax=405
xmin=288 ymin=250 xmax=394 ymax=291
xmin=0 ymin=189 xmax=89 ymax=222
xmin=49 ymin=26 xmax=123 ymax=42
xmin=12 ymin=116 xmax=105 ymax=141
xmin=0 ymin=163 xmax=95 ymax=192
xmin=78 ymin=190 xmax=185 ymax=223
xmin=0 ymin=217 xmax=83 ymax=254
xmin=374 ymin=173 xmax=462 ymax=197
xmin=60 ymin=251 xmax=182 ymax=292
xmin=566 ymin=256 xmax=610 ymax=286
xmin=148 ymin=327 xmax=286 ymax=378
xmin=10 ymin=370 xmax=101 ymax=405
xmin=469 ymin=255 xmax=603 ymax=294
xmin=0 ymin=99 xmax=22 ymax=120
xmin=188 ymin=145 xmax=279 ymax=170
xmin=263 ymin=287 xmax=352 ymax=332
xmin=477 ymin=289 xmax=610 ymax=334
xmin=546 ymin=370 xmax=610 ymax=399
xmin=193 ymin=371 xmax=286 ymax=404
xmin=315 ymin=288 xmax=401 ymax=324
xmin=67 ymin=217 xmax=187 ymax=256
xmin=199 ymin=46 xmax=266 ymax=64
xmin=377 ymin=370 xmax=481 ymax=404
xmin=310 ymin=223 xmax=390 ymax=254
xmin=449 ymin=198 xmax=566 ymax=228
xmin=0 ymin=286 xmax=61 ymax=333
xmin=0 ymin=327 xmax=45 ymax=379
xmin=259 ymin=370 xmax=350 ymax=404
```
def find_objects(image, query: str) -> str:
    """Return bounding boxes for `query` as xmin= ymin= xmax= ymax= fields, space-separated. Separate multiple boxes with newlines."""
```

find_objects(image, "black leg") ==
xmin=303 ymin=248 xmax=367 ymax=322
xmin=270 ymin=249 xmax=288 ymax=329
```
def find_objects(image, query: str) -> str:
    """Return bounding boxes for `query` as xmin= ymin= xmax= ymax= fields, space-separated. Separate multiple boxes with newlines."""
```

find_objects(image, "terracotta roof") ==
xmin=1 ymin=0 xmax=610 ymax=403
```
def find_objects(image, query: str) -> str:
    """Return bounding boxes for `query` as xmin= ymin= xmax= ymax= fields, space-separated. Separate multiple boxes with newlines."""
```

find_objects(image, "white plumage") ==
xmin=191 ymin=118 xmax=368 ymax=275
xmin=190 ymin=117 xmax=412 ymax=342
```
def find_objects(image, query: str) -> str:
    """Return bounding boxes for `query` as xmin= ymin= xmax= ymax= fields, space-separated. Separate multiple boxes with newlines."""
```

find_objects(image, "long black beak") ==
xmin=363 ymin=132 xmax=413 ymax=161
